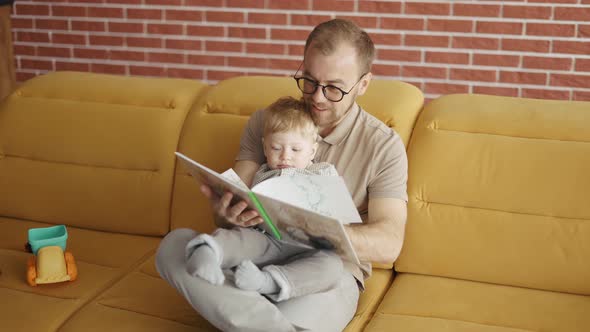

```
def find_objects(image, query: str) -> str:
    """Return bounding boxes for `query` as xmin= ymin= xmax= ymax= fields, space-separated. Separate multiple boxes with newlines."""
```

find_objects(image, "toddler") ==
xmin=185 ymin=96 xmax=347 ymax=302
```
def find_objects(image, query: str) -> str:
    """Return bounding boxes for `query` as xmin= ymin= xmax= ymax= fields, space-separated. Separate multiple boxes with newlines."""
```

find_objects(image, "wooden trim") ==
xmin=0 ymin=4 xmax=15 ymax=101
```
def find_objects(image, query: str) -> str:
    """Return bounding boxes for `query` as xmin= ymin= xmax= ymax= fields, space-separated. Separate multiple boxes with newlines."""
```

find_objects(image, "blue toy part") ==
xmin=28 ymin=225 xmax=68 ymax=255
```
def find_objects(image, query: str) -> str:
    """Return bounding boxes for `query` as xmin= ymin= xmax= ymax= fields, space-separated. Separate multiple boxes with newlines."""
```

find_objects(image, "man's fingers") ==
xmin=243 ymin=217 xmax=263 ymax=227
xmin=228 ymin=201 xmax=248 ymax=219
xmin=240 ymin=210 xmax=259 ymax=221
xmin=218 ymin=192 xmax=234 ymax=212
xmin=199 ymin=186 xmax=259 ymax=227
xmin=200 ymin=184 xmax=213 ymax=199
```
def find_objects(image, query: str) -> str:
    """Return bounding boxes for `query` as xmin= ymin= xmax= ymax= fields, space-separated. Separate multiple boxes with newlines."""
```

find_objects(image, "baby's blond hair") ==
xmin=263 ymin=97 xmax=318 ymax=141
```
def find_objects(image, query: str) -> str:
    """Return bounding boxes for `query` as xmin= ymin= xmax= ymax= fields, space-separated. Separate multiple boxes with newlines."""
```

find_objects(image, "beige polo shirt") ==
xmin=237 ymin=104 xmax=409 ymax=285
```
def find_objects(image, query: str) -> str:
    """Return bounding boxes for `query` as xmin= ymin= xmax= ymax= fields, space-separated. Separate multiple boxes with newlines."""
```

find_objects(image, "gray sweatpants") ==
xmin=156 ymin=228 xmax=359 ymax=332
xmin=186 ymin=227 xmax=345 ymax=301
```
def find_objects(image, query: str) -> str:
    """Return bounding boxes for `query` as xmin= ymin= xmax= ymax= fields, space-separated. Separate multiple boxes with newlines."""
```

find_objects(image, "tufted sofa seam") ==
xmin=373 ymin=312 xmax=538 ymax=332
xmin=96 ymin=302 xmax=199 ymax=329
xmin=430 ymin=127 xmax=590 ymax=144
xmin=1 ymin=154 xmax=160 ymax=172
xmin=0 ymin=283 xmax=78 ymax=300
xmin=414 ymin=197 xmax=587 ymax=221
xmin=55 ymin=247 xmax=158 ymax=332
xmin=11 ymin=94 xmax=180 ymax=110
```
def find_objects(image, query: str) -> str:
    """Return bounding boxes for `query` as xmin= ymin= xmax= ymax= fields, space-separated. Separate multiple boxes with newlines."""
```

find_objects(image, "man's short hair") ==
xmin=304 ymin=18 xmax=375 ymax=74
xmin=264 ymin=97 xmax=318 ymax=141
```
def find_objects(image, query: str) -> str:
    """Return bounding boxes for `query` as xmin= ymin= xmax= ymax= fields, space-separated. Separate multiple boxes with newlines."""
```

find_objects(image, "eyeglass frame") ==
xmin=292 ymin=62 xmax=368 ymax=103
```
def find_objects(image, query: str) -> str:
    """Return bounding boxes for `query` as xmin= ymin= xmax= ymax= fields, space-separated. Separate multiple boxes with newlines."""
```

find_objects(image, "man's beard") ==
xmin=306 ymin=94 xmax=357 ymax=127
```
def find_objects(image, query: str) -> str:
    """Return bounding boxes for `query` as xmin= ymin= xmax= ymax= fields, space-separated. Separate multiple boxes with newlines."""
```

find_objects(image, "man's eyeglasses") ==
xmin=293 ymin=63 xmax=367 ymax=103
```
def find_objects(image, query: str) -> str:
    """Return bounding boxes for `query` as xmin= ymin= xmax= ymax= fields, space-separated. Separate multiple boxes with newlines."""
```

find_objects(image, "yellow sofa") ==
xmin=0 ymin=72 xmax=588 ymax=332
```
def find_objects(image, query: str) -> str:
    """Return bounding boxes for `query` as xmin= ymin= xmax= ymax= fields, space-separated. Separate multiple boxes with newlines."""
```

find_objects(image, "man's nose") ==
xmin=311 ymin=85 xmax=326 ymax=103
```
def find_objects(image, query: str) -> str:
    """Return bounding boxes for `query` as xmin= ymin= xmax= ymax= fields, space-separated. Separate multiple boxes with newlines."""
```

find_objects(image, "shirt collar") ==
xmin=321 ymin=103 xmax=360 ymax=146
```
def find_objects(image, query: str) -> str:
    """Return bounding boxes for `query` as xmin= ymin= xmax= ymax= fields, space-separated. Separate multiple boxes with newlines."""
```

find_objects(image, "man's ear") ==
xmin=357 ymin=72 xmax=372 ymax=97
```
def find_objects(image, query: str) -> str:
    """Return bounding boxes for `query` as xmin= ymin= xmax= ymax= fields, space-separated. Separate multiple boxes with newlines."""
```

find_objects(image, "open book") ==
xmin=175 ymin=152 xmax=361 ymax=265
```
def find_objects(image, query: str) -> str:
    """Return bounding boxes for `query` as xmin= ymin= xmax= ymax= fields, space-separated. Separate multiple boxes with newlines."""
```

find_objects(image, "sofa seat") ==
xmin=0 ymin=217 xmax=161 ymax=331
xmin=365 ymin=273 xmax=590 ymax=332
xmin=344 ymin=268 xmax=395 ymax=332
xmin=57 ymin=255 xmax=218 ymax=332
xmin=53 ymin=255 xmax=393 ymax=332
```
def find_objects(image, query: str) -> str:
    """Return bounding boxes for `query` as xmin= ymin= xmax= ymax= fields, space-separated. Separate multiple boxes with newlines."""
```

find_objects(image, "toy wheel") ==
xmin=65 ymin=251 xmax=78 ymax=281
xmin=26 ymin=256 xmax=37 ymax=286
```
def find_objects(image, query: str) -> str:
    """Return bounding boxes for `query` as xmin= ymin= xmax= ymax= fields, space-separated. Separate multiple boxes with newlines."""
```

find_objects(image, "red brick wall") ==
xmin=10 ymin=0 xmax=590 ymax=101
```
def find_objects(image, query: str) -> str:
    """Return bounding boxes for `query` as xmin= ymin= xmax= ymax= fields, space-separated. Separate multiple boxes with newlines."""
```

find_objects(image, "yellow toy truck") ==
xmin=25 ymin=225 xmax=78 ymax=286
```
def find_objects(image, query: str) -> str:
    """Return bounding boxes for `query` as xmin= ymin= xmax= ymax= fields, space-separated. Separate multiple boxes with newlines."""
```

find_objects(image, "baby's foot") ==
xmin=186 ymin=245 xmax=225 ymax=285
xmin=234 ymin=260 xmax=278 ymax=294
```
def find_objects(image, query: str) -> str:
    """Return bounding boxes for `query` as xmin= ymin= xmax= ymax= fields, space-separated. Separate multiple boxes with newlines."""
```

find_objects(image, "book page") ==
xmin=252 ymin=175 xmax=361 ymax=224
xmin=175 ymin=152 xmax=253 ymax=207
xmin=220 ymin=168 xmax=249 ymax=191
xmin=255 ymin=193 xmax=360 ymax=265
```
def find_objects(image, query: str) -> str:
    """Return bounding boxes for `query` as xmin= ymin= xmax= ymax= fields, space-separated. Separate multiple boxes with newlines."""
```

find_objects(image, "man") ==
xmin=156 ymin=19 xmax=408 ymax=332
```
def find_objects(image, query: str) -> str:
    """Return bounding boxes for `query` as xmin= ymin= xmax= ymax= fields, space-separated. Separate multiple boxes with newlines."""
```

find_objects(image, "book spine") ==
xmin=248 ymin=192 xmax=282 ymax=240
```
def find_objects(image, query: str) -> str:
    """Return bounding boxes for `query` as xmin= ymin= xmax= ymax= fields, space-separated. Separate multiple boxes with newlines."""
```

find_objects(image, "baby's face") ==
xmin=263 ymin=130 xmax=317 ymax=170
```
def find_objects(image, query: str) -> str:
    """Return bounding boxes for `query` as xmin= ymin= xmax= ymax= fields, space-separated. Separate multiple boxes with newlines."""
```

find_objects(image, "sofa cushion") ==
xmin=0 ymin=217 xmax=160 ymax=331
xmin=399 ymin=94 xmax=590 ymax=295
xmin=0 ymin=72 xmax=206 ymax=236
xmin=365 ymin=273 xmax=590 ymax=332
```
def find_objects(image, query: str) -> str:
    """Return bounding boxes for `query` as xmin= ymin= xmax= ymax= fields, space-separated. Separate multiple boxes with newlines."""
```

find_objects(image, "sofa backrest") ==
xmin=171 ymin=75 xmax=424 ymax=232
xmin=397 ymin=94 xmax=590 ymax=295
xmin=0 ymin=72 xmax=205 ymax=236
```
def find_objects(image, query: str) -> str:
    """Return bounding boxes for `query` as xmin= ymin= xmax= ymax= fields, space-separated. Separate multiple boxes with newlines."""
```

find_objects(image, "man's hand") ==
xmin=200 ymin=184 xmax=263 ymax=228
